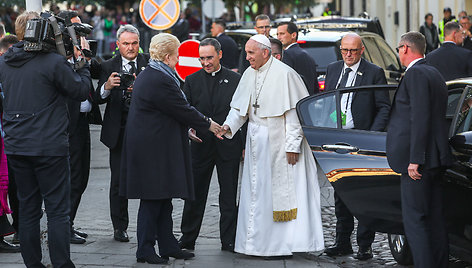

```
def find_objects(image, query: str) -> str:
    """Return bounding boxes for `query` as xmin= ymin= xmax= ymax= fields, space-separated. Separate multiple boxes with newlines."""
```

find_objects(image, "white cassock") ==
xmin=224 ymin=57 xmax=324 ymax=256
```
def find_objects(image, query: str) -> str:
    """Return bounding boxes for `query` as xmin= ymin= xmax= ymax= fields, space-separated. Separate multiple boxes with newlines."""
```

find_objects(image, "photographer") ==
xmin=96 ymin=24 xmax=149 ymax=242
xmin=0 ymin=11 xmax=92 ymax=268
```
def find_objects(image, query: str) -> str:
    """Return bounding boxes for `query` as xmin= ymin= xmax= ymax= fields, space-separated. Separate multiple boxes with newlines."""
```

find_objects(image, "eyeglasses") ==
xmin=395 ymin=44 xmax=409 ymax=53
xmin=340 ymin=48 xmax=361 ymax=55
xmin=199 ymin=56 xmax=214 ymax=62
xmin=256 ymin=25 xmax=271 ymax=29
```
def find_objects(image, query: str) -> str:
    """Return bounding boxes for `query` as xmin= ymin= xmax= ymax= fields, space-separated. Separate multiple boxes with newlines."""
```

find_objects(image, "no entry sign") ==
xmin=175 ymin=40 xmax=202 ymax=81
xmin=139 ymin=0 xmax=180 ymax=30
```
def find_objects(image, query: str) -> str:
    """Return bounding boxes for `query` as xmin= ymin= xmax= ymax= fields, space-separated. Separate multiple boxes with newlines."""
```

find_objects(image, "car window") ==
xmin=362 ymin=37 xmax=386 ymax=69
xmin=298 ymin=42 xmax=340 ymax=73
xmin=454 ymin=86 xmax=472 ymax=134
xmin=302 ymin=93 xmax=337 ymax=128
xmin=374 ymin=37 xmax=401 ymax=72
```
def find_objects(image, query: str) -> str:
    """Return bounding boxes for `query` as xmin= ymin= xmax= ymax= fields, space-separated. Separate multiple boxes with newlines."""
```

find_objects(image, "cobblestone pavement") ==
xmin=1 ymin=126 xmax=471 ymax=267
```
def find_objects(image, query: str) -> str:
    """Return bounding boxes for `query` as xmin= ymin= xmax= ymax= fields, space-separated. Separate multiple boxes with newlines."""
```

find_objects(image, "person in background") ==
xmin=269 ymin=37 xmax=283 ymax=60
xmin=171 ymin=11 xmax=189 ymax=42
xmin=419 ymin=13 xmax=439 ymax=54
xmin=210 ymin=19 xmax=239 ymax=72
xmin=459 ymin=15 xmax=472 ymax=50
xmin=239 ymin=14 xmax=272 ymax=73
xmin=439 ymin=7 xmax=457 ymax=43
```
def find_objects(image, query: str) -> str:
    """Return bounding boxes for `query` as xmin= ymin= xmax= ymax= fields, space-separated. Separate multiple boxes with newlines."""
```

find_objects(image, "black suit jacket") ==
xmin=283 ymin=43 xmax=319 ymax=95
xmin=425 ymin=42 xmax=472 ymax=81
xmin=183 ymin=67 xmax=244 ymax=161
xmin=386 ymin=59 xmax=451 ymax=173
xmin=96 ymin=53 xmax=150 ymax=149
xmin=216 ymin=33 xmax=239 ymax=69
xmin=325 ymin=58 xmax=390 ymax=131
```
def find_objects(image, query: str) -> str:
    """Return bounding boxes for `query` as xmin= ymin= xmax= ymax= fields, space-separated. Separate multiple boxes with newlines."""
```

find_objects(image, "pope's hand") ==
xmin=208 ymin=119 xmax=222 ymax=134
xmin=188 ymin=128 xmax=202 ymax=143
xmin=287 ymin=152 xmax=299 ymax=165
xmin=216 ymin=125 xmax=230 ymax=140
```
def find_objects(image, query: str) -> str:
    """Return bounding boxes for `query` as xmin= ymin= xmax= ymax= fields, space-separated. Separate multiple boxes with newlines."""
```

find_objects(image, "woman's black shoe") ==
xmin=161 ymin=249 xmax=195 ymax=260
xmin=74 ymin=229 xmax=88 ymax=238
xmin=0 ymin=239 xmax=21 ymax=253
xmin=136 ymin=254 xmax=168 ymax=264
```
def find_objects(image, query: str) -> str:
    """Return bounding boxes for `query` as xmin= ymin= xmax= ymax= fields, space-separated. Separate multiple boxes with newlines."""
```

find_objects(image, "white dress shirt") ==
xmin=336 ymin=60 xmax=361 ymax=129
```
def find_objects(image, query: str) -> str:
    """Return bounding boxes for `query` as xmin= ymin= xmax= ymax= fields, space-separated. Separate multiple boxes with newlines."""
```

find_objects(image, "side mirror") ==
xmin=450 ymin=131 xmax=472 ymax=155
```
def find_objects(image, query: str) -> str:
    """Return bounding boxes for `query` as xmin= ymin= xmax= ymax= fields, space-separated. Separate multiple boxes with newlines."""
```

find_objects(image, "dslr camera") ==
xmin=23 ymin=11 xmax=93 ymax=63
xmin=116 ymin=72 xmax=135 ymax=112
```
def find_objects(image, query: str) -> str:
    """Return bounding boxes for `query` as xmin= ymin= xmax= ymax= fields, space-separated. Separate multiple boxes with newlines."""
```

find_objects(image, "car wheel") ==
xmin=387 ymin=234 xmax=414 ymax=265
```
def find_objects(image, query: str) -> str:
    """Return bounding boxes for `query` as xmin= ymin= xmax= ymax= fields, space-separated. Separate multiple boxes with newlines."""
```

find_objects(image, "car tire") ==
xmin=387 ymin=234 xmax=414 ymax=265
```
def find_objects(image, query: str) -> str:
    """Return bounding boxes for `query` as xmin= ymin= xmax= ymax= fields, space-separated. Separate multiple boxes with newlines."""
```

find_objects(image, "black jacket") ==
xmin=120 ymin=66 xmax=209 ymax=200
xmin=216 ymin=33 xmax=239 ymax=69
xmin=425 ymin=42 xmax=472 ymax=81
xmin=419 ymin=23 xmax=439 ymax=54
xmin=0 ymin=41 xmax=91 ymax=156
xmin=96 ymin=53 xmax=149 ymax=149
xmin=387 ymin=59 xmax=451 ymax=173
xmin=283 ymin=43 xmax=319 ymax=95
xmin=325 ymin=59 xmax=390 ymax=131
xmin=183 ymin=67 xmax=243 ymax=161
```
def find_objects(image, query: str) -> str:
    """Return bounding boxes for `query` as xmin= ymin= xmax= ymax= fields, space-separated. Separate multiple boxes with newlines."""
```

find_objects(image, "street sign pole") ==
xmin=25 ymin=0 xmax=42 ymax=12
xmin=201 ymin=0 xmax=206 ymax=35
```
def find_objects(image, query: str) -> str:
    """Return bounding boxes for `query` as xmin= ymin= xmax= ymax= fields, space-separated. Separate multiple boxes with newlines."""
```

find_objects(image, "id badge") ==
xmin=341 ymin=112 xmax=347 ymax=126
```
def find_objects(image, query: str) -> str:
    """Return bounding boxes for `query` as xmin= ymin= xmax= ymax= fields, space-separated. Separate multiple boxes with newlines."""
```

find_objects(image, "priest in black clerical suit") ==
xmin=179 ymin=38 xmax=243 ymax=252
xmin=323 ymin=33 xmax=390 ymax=261
xmin=96 ymin=25 xmax=150 ymax=242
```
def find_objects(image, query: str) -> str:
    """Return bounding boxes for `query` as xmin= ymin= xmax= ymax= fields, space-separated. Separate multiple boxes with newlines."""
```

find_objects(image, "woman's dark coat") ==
xmin=120 ymin=66 xmax=210 ymax=200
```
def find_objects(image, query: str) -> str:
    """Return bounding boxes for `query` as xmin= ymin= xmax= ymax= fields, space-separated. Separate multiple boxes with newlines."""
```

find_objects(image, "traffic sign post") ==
xmin=175 ymin=40 xmax=202 ymax=81
xmin=139 ymin=0 xmax=180 ymax=30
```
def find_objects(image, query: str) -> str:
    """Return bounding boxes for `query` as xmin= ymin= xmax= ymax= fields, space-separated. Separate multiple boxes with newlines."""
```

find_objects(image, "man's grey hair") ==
xmin=116 ymin=24 xmax=140 ymax=40
xmin=255 ymin=14 xmax=270 ymax=22
xmin=0 ymin=23 xmax=5 ymax=37
xmin=444 ymin=21 xmax=461 ymax=36
xmin=200 ymin=38 xmax=221 ymax=53
xmin=400 ymin=31 xmax=426 ymax=54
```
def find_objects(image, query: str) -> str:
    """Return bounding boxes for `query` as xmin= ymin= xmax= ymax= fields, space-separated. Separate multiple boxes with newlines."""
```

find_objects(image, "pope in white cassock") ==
xmin=217 ymin=34 xmax=324 ymax=257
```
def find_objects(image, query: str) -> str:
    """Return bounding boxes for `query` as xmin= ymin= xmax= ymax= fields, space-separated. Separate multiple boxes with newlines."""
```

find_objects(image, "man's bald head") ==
xmin=340 ymin=33 xmax=365 ymax=67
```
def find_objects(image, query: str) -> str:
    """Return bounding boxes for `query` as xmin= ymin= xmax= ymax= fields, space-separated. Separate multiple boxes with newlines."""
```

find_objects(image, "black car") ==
xmin=296 ymin=79 xmax=472 ymax=265
xmin=223 ymin=28 xmax=403 ymax=88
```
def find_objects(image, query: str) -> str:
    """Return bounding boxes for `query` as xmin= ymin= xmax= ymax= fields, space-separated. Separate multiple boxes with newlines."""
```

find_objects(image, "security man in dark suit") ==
xmin=179 ymin=38 xmax=243 ymax=252
xmin=324 ymin=33 xmax=390 ymax=260
xmin=277 ymin=21 xmax=319 ymax=95
xmin=425 ymin=21 xmax=472 ymax=81
xmin=97 ymin=24 xmax=149 ymax=242
xmin=211 ymin=19 xmax=239 ymax=72
xmin=387 ymin=31 xmax=451 ymax=268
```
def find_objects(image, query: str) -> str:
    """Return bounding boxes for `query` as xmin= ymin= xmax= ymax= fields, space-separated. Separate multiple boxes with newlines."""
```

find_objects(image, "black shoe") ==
xmin=0 ymin=239 xmax=21 ymax=253
xmin=354 ymin=246 xmax=373 ymax=261
xmin=11 ymin=233 xmax=19 ymax=244
xmin=161 ymin=249 xmax=195 ymax=260
xmin=324 ymin=243 xmax=353 ymax=257
xmin=114 ymin=230 xmax=129 ymax=242
xmin=74 ymin=229 xmax=88 ymax=239
xmin=70 ymin=233 xmax=86 ymax=244
xmin=263 ymin=255 xmax=293 ymax=260
xmin=137 ymin=254 xmax=168 ymax=264
xmin=221 ymin=243 xmax=235 ymax=252
xmin=178 ymin=239 xmax=195 ymax=250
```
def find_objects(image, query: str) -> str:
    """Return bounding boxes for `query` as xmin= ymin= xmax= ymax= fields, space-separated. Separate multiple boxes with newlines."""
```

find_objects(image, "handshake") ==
xmin=188 ymin=119 xmax=230 ymax=143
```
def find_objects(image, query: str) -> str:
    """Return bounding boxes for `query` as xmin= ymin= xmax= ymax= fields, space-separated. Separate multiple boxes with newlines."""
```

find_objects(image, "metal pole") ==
xmin=201 ymin=0 xmax=206 ymax=35
xmin=25 ymin=0 xmax=42 ymax=12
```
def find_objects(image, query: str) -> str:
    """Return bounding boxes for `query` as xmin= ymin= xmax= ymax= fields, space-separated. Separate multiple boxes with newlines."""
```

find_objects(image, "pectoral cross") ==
xmin=252 ymin=100 xmax=260 ymax=114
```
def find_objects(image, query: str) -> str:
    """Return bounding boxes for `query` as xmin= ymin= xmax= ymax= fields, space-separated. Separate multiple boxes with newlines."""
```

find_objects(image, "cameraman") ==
xmin=96 ymin=24 xmax=149 ymax=242
xmin=0 ymin=11 xmax=91 ymax=268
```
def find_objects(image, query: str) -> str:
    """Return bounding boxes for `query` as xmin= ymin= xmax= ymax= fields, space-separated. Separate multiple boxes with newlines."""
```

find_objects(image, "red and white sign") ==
xmin=175 ymin=40 xmax=202 ymax=81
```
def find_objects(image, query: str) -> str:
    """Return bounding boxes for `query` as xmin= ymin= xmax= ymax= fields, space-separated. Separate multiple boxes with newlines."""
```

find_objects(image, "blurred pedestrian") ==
xmin=277 ymin=22 xmax=319 ymax=95
xmin=387 ymin=31 xmax=451 ymax=268
xmin=120 ymin=33 xmax=221 ymax=264
xmin=179 ymin=38 xmax=243 ymax=252
xmin=426 ymin=21 xmax=472 ymax=81
xmin=211 ymin=19 xmax=239 ymax=72
xmin=439 ymin=7 xmax=457 ymax=43
xmin=239 ymin=14 xmax=272 ymax=73
xmin=217 ymin=34 xmax=324 ymax=258
xmin=171 ymin=11 xmax=189 ymax=42
xmin=269 ymin=37 xmax=283 ymax=60
xmin=459 ymin=15 xmax=472 ymax=50
xmin=419 ymin=13 xmax=439 ymax=54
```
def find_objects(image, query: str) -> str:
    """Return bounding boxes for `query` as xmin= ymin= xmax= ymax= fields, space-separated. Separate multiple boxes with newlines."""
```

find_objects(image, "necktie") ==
xmin=338 ymin=67 xmax=352 ymax=89
xmin=128 ymin=61 xmax=136 ymax=75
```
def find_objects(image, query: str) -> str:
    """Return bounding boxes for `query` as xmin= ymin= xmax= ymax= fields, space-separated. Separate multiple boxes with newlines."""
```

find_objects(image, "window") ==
xmin=454 ymin=86 xmax=472 ymax=134
xmin=298 ymin=42 xmax=340 ymax=73
xmin=374 ymin=38 xmax=401 ymax=72
xmin=302 ymin=93 xmax=337 ymax=128
xmin=362 ymin=37 xmax=386 ymax=69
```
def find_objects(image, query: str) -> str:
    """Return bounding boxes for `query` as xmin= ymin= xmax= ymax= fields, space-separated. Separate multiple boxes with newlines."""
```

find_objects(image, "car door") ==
xmin=297 ymin=84 xmax=470 ymax=235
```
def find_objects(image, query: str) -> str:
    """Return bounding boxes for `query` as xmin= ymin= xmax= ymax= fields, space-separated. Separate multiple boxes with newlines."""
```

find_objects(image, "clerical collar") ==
xmin=257 ymin=57 xmax=273 ymax=72
xmin=206 ymin=65 xmax=222 ymax=76
xmin=343 ymin=60 xmax=361 ymax=74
